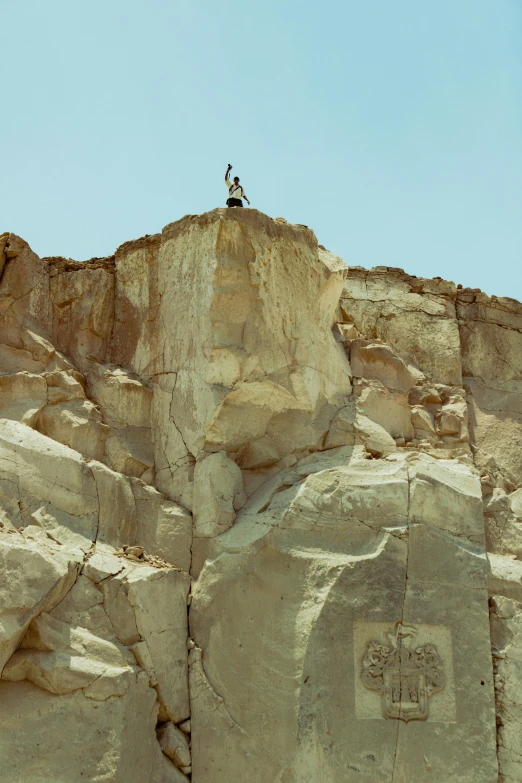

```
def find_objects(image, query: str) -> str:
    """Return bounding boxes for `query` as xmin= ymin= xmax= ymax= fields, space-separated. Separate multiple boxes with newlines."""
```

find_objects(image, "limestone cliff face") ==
xmin=0 ymin=210 xmax=521 ymax=782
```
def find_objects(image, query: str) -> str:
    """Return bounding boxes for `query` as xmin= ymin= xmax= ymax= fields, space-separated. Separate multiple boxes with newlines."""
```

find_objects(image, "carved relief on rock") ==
xmin=361 ymin=622 xmax=446 ymax=722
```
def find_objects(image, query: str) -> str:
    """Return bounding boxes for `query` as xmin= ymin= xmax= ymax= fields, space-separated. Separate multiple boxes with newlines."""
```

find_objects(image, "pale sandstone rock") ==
xmin=0 ymin=528 xmax=191 ymax=781
xmin=87 ymin=363 xmax=152 ymax=428
xmin=490 ymin=595 xmax=522 ymax=783
xmin=3 ymin=612 xmax=136 ymax=698
xmin=323 ymin=399 xmax=359 ymax=449
xmin=157 ymin=721 xmax=191 ymax=767
xmin=38 ymin=399 xmax=108 ymax=461
xmin=131 ymin=481 xmax=192 ymax=570
xmin=355 ymin=380 xmax=414 ymax=441
xmin=459 ymin=293 xmax=522 ymax=382
xmin=236 ymin=435 xmax=280 ymax=469
xmin=350 ymin=339 xmax=418 ymax=392
xmin=190 ymin=450 xmax=496 ymax=782
xmin=484 ymin=487 xmax=522 ymax=560
xmin=50 ymin=263 xmax=115 ymax=371
xmin=44 ymin=369 xmax=85 ymax=403
xmin=159 ymin=755 xmax=191 ymax=782
xmin=488 ymin=554 xmax=522 ymax=604
xmin=49 ymin=574 xmax=118 ymax=644
xmin=0 ymin=675 xmax=165 ymax=783
xmin=0 ymin=343 xmax=46 ymax=373
xmin=437 ymin=408 xmax=462 ymax=436
xmin=89 ymin=461 xmax=137 ymax=548
xmin=111 ymin=211 xmax=352 ymax=505
xmin=0 ymin=372 xmax=47 ymax=426
xmin=411 ymin=405 xmax=437 ymax=437
xmin=409 ymin=455 xmax=484 ymax=539
xmin=458 ymin=291 xmax=522 ymax=487
xmin=105 ymin=428 xmax=154 ymax=479
xmin=0 ymin=419 xmax=99 ymax=548
xmin=110 ymin=233 xmax=161 ymax=375
xmin=509 ymin=488 xmax=522 ymax=517
xmin=466 ymin=377 xmax=522 ymax=487
xmin=192 ymin=450 xmax=246 ymax=537
xmin=85 ymin=362 xmax=155 ymax=480
xmin=100 ymin=571 xmax=141 ymax=647
xmin=126 ymin=566 xmax=190 ymax=722
xmin=0 ymin=234 xmax=51 ymax=350
xmin=341 ymin=268 xmax=462 ymax=385
xmin=0 ymin=217 xmax=521 ymax=781
xmin=0 ymin=531 xmax=80 ymax=674
xmin=355 ymin=412 xmax=397 ymax=456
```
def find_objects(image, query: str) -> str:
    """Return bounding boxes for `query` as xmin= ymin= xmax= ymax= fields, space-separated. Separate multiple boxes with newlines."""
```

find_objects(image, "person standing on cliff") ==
xmin=225 ymin=164 xmax=250 ymax=208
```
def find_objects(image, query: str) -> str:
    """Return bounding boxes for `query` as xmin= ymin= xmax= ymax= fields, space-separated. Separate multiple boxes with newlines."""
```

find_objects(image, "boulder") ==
xmin=0 ymin=531 xmax=80 ymax=673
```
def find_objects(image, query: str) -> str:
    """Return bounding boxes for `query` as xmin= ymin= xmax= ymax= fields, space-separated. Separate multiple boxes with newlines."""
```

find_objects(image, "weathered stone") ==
xmin=0 ymin=214 xmax=521 ymax=782
xmin=490 ymin=595 xmax=522 ymax=783
xmin=50 ymin=265 xmax=115 ymax=370
xmin=3 ymin=612 xmax=136 ymax=698
xmin=350 ymin=340 xmax=418 ymax=392
xmin=126 ymin=566 xmax=190 ymax=722
xmin=38 ymin=400 xmax=108 ymax=461
xmin=0 ymin=419 xmax=98 ymax=549
xmin=0 ymin=531 xmax=80 ymax=674
xmin=341 ymin=268 xmax=462 ymax=385
xmin=131 ymin=481 xmax=192 ymax=571
xmin=87 ymin=363 xmax=152 ymax=428
xmin=190 ymin=451 xmax=496 ymax=782
xmin=0 ymin=674 xmax=165 ymax=783
xmin=44 ymin=369 xmax=85 ymax=403
xmin=193 ymin=451 xmax=246 ymax=537
xmin=157 ymin=721 xmax=191 ymax=767
xmin=356 ymin=381 xmax=414 ymax=441
xmin=0 ymin=372 xmax=47 ymax=426
xmin=89 ymin=461 xmax=137 ymax=548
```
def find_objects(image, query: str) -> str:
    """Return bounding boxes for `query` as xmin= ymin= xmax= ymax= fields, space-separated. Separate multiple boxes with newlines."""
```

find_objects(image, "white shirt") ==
xmin=225 ymin=179 xmax=246 ymax=200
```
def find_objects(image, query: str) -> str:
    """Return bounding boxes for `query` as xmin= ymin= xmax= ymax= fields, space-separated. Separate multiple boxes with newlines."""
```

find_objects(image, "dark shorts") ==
xmin=226 ymin=198 xmax=243 ymax=208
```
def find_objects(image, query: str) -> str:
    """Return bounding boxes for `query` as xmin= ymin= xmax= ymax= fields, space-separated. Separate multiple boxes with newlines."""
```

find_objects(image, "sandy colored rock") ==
xmin=1 ymin=214 xmax=521 ymax=781
xmin=3 ymin=612 xmax=136 ymax=698
xmin=87 ymin=363 xmax=152 ymax=428
xmin=0 ymin=372 xmax=47 ymax=426
xmin=38 ymin=399 xmax=108 ymax=460
xmin=190 ymin=450 xmax=496 ymax=782
xmin=0 ymin=419 xmax=99 ymax=549
xmin=50 ymin=264 xmax=115 ymax=371
xmin=157 ymin=721 xmax=191 ymax=767
xmin=44 ymin=369 xmax=85 ymax=403
xmin=490 ymin=595 xmax=522 ymax=783
xmin=131 ymin=481 xmax=192 ymax=570
xmin=112 ymin=211 xmax=352 ymax=505
xmin=193 ymin=451 xmax=246 ymax=537
xmin=466 ymin=377 xmax=522 ymax=487
xmin=488 ymin=554 xmax=522 ymax=604
xmin=126 ymin=566 xmax=190 ymax=722
xmin=0 ymin=675 xmax=166 ymax=783
xmin=355 ymin=381 xmax=414 ymax=441
xmin=90 ymin=461 xmax=138 ymax=548
xmin=0 ymin=531 xmax=80 ymax=674
xmin=350 ymin=339 xmax=418 ymax=392
xmin=341 ymin=267 xmax=462 ymax=385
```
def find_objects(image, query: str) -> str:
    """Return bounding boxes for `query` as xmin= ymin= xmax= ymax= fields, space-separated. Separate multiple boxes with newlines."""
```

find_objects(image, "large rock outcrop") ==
xmin=0 ymin=210 xmax=521 ymax=782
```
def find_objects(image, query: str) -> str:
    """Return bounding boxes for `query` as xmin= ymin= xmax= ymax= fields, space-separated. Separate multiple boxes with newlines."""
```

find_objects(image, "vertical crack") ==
xmin=390 ymin=465 xmax=412 ymax=783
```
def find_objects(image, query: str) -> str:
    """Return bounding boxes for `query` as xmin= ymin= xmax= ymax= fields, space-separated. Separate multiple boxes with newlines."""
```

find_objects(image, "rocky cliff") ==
xmin=0 ymin=209 xmax=521 ymax=782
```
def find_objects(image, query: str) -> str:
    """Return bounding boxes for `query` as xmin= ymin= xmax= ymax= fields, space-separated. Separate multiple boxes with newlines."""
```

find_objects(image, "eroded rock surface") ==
xmin=0 ymin=213 xmax=521 ymax=781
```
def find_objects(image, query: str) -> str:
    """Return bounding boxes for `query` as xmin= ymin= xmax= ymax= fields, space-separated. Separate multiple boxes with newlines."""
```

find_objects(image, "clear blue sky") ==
xmin=2 ymin=0 xmax=521 ymax=300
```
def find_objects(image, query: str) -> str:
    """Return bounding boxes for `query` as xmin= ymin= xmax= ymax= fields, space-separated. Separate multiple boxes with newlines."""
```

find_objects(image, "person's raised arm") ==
xmin=225 ymin=164 xmax=232 ymax=184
